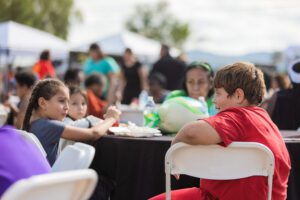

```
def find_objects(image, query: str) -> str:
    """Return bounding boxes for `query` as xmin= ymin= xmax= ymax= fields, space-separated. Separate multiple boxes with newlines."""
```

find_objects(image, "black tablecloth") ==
xmin=286 ymin=141 xmax=300 ymax=200
xmin=90 ymin=135 xmax=300 ymax=200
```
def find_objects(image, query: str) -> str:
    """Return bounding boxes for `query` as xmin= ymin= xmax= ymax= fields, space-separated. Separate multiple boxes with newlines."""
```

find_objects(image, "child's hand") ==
xmin=104 ymin=106 xmax=121 ymax=121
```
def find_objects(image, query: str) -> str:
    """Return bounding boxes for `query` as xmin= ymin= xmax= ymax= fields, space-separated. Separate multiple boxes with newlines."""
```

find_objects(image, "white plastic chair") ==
xmin=51 ymin=143 xmax=95 ymax=172
xmin=74 ymin=142 xmax=96 ymax=167
xmin=1 ymin=169 xmax=98 ymax=200
xmin=16 ymin=130 xmax=47 ymax=157
xmin=165 ymin=142 xmax=275 ymax=200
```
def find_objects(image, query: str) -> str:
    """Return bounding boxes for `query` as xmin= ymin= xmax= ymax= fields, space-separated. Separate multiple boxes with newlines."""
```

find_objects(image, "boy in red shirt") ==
xmin=150 ymin=62 xmax=290 ymax=200
xmin=84 ymin=73 xmax=108 ymax=119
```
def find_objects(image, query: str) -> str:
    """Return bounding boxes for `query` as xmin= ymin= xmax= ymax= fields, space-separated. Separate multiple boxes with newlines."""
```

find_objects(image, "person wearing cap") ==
xmin=267 ymin=59 xmax=300 ymax=130
xmin=165 ymin=61 xmax=217 ymax=116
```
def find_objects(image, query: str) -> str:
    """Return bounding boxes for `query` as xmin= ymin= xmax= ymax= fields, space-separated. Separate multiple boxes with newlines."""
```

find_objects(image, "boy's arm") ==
xmin=172 ymin=120 xmax=222 ymax=146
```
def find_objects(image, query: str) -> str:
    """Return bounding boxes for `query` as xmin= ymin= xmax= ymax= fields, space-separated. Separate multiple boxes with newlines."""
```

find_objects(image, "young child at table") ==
xmin=85 ymin=73 xmax=108 ymax=119
xmin=58 ymin=86 xmax=103 ymax=154
xmin=150 ymin=62 xmax=291 ymax=200
xmin=22 ymin=79 xmax=121 ymax=166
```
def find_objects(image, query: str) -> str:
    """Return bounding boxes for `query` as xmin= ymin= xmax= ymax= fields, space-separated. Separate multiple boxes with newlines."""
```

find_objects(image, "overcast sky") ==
xmin=69 ymin=0 xmax=300 ymax=55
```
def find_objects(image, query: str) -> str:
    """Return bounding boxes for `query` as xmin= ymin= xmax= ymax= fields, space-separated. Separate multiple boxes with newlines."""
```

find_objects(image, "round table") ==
xmin=90 ymin=135 xmax=300 ymax=200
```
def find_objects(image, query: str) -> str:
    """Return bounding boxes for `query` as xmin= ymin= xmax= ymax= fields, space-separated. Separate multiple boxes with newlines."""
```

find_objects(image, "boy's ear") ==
xmin=38 ymin=97 xmax=47 ymax=110
xmin=235 ymin=88 xmax=245 ymax=104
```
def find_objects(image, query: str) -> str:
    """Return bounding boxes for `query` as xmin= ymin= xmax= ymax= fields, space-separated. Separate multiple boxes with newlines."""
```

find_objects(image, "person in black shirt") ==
xmin=268 ymin=59 xmax=300 ymax=130
xmin=150 ymin=44 xmax=186 ymax=91
xmin=119 ymin=48 xmax=148 ymax=104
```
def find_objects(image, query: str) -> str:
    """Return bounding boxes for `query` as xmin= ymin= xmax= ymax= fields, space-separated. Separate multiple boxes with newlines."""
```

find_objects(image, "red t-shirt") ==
xmin=32 ymin=60 xmax=56 ymax=79
xmin=201 ymin=106 xmax=291 ymax=200
xmin=86 ymin=89 xmax=107 ymax=119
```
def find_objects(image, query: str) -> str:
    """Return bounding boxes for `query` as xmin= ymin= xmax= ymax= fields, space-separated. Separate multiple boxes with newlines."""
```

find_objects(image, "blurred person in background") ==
xmin=84 ymin=73 xmax=108 ymax=119
xmin=268 ymin=60 xmax=300 ymax=130
xmin=63 ymin=68 xmax=84 ymax=87
xmin=150 ymin=44 xmax=186 ymax=91
xmin=272 ymin=73 xmax=291 ymax=91
xmin=148 ymin=72 xmax=169 ymax=104
xmin=119 ymin=48 xmax=148 ymax=104
xmin=4 ymin=71 xmax=37 ymax=129
xmin=261 ymin=72 xmax=291 ymax=110
xmin=165 ymin=61 xmax=217 ymax=116
xmin=83 ymin=43 xmax=120 ymax=106
xmin=177 ymin=52 xmax=189 ymax=65
xmin=32 ymin=50 xmax=56 ymax=79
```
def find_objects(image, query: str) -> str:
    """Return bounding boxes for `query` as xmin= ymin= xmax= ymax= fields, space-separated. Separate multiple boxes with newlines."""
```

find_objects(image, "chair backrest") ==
xmin=51 ymin=143 xmax=95 ymax=172
xmin=1 ymin=169 xmax=98 ymax=200
xmin=17 ymin=130 xmax=47 ymax=157
xmin=74 ymin=142 xmax=95 ymax=167
xmin=165 ymin=142 xmax=275 ymax=200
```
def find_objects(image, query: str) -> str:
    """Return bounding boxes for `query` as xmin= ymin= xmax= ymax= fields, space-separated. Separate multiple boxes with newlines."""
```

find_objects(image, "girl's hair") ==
xmin=69 ymin=86 xmax=87 ymax=102
xmin=22 ymin=79 xmax=66 ymax=131
xmin=182 ymin=61 xmax=214 ymax=98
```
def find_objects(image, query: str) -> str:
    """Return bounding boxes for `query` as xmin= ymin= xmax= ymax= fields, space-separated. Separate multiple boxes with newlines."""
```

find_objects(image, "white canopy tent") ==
xmin=0 ymin=21 xmax=70 ymax=67
xmin=73 ymin=31 xmax=177 ymax=64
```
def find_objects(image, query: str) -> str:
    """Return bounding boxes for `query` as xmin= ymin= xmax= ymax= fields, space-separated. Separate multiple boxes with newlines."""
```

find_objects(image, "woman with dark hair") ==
xmin=165 ymin=61 xmax=217 ymax=115
xmin=32 ymin=50 xmax=56 ymax=79
xmin=83 ymin=43 xmax=120 ymax=106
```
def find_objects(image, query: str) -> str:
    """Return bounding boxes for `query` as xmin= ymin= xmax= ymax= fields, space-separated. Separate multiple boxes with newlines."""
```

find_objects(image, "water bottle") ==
xmin=144 ymin=96 xmax=160 ymax=128
xmin=198 ymin=96 xmax=209 ymax=117
xmin=138 ymin=90 xmax=148 ymax=109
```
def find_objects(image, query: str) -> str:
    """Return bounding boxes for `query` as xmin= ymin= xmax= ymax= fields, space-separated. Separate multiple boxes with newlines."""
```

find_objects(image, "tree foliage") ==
xmin=0 ymin=0 xmax=81 ymax=39
xmin=125 ymin=1 xmax=190 ymax=48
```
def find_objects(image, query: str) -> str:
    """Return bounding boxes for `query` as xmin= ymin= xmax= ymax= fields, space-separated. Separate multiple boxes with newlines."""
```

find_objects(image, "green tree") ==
xmin=125 ymin=1 xmax=190 ymax=48
xmin=0 ymin=0 xmax=81 ymax=39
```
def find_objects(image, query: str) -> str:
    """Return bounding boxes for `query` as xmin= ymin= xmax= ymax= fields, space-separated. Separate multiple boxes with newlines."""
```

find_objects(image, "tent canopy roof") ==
xmin=73 ymin=31 xmax=163 ymax=62
xmin=0 ymin=21 xmax=69 ymax=58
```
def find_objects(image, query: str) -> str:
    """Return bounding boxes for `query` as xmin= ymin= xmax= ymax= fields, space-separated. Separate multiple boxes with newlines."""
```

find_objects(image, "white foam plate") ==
xmin=109 ymin=126 xmax=162 ymax=137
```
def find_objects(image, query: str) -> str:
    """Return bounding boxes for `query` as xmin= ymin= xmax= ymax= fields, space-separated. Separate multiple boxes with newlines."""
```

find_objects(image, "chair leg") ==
xmin=268 ymin=175 xmax=273 ymax=200
xmin=166 ymin=173 xmax=171 ymax=200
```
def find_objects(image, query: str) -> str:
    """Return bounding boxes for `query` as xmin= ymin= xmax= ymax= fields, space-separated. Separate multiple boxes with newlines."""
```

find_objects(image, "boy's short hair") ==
xmin=84 ymin=73 xmax=105 ymax=88
xmin=214 ymin=62 xmax=266 ymax=105
xmin=15 ymin=71 xmax=37 ymax=88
